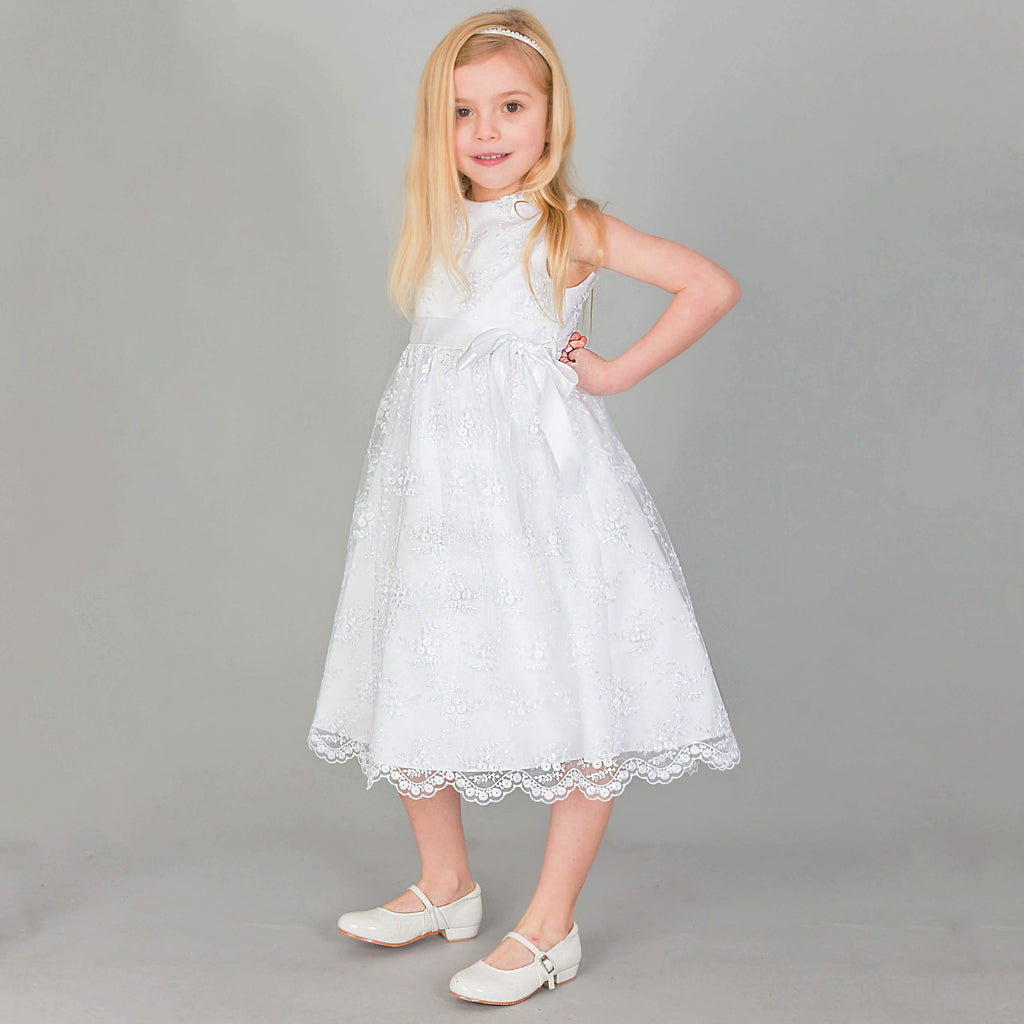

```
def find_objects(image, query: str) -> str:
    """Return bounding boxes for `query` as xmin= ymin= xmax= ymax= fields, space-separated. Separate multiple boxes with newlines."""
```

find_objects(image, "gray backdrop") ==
xmin=3 ymin=1 xmax=1022 ymax=1021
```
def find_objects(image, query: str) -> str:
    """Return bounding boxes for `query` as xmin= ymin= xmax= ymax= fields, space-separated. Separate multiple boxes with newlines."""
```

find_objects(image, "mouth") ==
xmin=472 ymin=152 xmax=511 ymax=164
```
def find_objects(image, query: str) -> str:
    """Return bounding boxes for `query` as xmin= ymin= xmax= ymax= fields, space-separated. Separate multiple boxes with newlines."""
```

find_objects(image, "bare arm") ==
xmin=564 ymin=211 xmax=741 ymax=395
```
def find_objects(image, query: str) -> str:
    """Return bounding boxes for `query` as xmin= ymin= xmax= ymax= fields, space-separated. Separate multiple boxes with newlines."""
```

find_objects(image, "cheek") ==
xmin=505 ymin=120 xmax=542 ymax=149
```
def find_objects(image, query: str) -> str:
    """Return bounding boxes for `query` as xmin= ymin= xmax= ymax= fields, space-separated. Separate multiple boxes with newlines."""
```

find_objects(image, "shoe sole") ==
xmin=450 ymin=969 xmax=580 ymax=1005
xmin=337 ymin=926 xmax=478 ymax=946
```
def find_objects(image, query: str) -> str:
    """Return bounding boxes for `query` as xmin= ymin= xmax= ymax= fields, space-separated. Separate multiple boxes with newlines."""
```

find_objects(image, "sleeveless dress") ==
xmin=307 ymin=190 xmax=740 ymax=804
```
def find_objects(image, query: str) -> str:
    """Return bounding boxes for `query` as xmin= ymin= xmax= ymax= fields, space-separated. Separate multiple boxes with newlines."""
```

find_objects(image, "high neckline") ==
xmin=463 ymin=189 xmax=528 ymax=207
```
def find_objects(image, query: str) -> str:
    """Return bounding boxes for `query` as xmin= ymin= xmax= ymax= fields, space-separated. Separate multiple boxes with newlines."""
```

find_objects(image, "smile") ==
xmin=473 ymin=153 xmax=510 ymax=163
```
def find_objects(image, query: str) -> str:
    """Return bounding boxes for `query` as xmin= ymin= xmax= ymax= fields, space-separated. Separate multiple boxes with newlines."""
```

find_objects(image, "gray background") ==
xmin=3 ymin=1 xmax=1022 ymax=1021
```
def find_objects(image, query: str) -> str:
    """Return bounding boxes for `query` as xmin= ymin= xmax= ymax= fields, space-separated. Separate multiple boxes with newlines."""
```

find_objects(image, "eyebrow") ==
xmin=454 ymin=90 xmax=532 ymax=103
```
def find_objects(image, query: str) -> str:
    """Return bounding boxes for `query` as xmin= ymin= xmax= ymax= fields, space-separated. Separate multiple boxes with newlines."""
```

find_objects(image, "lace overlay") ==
xmin=307 ymin=191 xmax=740 ymax=805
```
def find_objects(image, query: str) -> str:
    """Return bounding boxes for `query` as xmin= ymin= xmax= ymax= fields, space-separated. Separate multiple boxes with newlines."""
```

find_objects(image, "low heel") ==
xmin=443 ymin=923 xmax=480 ymax=941
xmin=554 ymin=962 xmax=580 ymax=985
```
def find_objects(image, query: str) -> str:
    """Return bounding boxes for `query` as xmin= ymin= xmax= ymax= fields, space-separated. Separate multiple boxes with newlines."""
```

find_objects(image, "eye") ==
xmin=455 ymin=107 xmax=470 ymax=118
xmin=504 ymin=101 xmax=522 ymax=113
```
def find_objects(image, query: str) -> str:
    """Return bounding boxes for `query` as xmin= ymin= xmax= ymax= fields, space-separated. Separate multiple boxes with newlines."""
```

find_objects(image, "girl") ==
xmin=308 ymin=8 xmax=741 ymax=1006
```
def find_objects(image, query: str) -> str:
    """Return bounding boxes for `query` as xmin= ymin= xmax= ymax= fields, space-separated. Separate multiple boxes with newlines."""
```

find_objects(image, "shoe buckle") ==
xmin=538 ymin=952 xmax=555 ymax=975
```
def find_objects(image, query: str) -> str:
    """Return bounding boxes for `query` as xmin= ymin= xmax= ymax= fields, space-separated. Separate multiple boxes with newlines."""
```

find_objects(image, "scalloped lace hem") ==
xmin=307 ymin=727 xmax=740 ymax=805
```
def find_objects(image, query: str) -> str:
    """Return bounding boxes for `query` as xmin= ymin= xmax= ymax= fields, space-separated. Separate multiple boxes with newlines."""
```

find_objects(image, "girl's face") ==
xmin=453 ymin=50 xmax=549 ymax=202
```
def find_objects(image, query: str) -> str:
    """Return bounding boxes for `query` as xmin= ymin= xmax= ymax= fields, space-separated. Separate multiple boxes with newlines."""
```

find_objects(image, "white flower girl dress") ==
xmin=307 ymin=190 xmax=740 ymax=804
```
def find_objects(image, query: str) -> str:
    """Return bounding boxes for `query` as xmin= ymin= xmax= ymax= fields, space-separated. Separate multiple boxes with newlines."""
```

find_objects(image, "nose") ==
xmin=474 ymin=115 xmax=499 ymax=142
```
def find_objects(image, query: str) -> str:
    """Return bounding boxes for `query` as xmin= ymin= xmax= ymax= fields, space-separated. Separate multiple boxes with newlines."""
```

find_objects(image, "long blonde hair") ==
xmin=387 ymin=8 xmax=606 ymax=325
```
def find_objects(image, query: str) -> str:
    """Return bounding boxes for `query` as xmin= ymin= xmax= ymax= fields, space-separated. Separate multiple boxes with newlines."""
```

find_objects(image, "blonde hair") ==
xmin=387 ymin=8 xmax=606 ymax=326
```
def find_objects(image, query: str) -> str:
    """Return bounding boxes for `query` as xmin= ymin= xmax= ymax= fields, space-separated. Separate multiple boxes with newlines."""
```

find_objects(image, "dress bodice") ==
xmin=412 ymin=191 xmax=597 ymax=348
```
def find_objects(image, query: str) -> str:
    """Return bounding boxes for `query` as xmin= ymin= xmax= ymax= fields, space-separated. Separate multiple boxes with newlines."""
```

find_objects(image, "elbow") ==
xmin=675 ymin=271 xmax=741 ymax=314
xmin=721 ymin=271 xmax=741 ymax=305
xmin=712 ymin=275 xmax=741 ymax=315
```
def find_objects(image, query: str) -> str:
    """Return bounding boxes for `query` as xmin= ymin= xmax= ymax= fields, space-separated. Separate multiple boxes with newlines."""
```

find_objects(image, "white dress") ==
xmin=307 ymin=190 xmax=740 ymax=804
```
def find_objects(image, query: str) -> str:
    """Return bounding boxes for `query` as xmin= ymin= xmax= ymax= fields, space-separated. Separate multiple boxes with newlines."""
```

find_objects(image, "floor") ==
xmin=2 ymin=822 xmax=1021 ymax=1023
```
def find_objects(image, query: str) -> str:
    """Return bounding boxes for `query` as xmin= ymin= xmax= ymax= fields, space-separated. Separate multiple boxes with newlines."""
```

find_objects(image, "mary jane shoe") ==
xmin=337 ymin=882 xmax=482 ymax=946
xmin=449 ymin=921 xmax=581 ymax=1005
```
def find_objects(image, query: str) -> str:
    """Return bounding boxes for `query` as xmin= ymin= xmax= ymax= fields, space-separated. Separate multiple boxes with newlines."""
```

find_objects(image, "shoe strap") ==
xmin=407 ymin=884 xmax=443 ymax=931
xmin=504 ymin=930 xmax=556 ymax=976
xmin=406 ymin=884 xmax=436 ymax=911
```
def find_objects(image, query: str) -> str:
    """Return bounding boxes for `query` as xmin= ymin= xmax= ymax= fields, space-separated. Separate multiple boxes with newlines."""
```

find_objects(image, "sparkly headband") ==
xmin=472 ymin=26 xmax=549 ymax=62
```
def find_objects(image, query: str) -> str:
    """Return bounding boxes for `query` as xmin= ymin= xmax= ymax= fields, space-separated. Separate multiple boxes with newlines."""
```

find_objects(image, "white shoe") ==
xmin=449 ymin=921 xmax=582 ymax=1005
xmin=337 ymin=882 xmax=482 ymax=946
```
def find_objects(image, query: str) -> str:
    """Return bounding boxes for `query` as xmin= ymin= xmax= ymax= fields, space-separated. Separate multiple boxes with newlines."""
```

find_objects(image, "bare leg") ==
xmin=380 ymin=783 xmax=477 ymax=913
xmin=482 ymin=790 xmax=615 ymax=969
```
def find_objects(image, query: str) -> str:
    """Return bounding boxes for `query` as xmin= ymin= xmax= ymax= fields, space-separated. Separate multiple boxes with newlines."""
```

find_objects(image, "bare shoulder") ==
xmin=566 ymin=200 xmax=607 ymax=282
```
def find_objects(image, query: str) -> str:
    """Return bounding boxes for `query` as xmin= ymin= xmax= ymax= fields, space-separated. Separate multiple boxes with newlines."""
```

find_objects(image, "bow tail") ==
xmin=528 ymin=360 xmax=585 ymax=495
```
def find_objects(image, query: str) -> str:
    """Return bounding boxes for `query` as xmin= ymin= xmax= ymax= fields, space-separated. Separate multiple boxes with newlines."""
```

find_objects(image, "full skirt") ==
xmin=307 ymin=339 xmax=740 ymax=804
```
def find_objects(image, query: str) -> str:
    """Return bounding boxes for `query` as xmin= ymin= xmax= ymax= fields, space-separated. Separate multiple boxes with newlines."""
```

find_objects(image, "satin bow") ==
xmin=455 ymin=328 xmax=582 ymax=519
